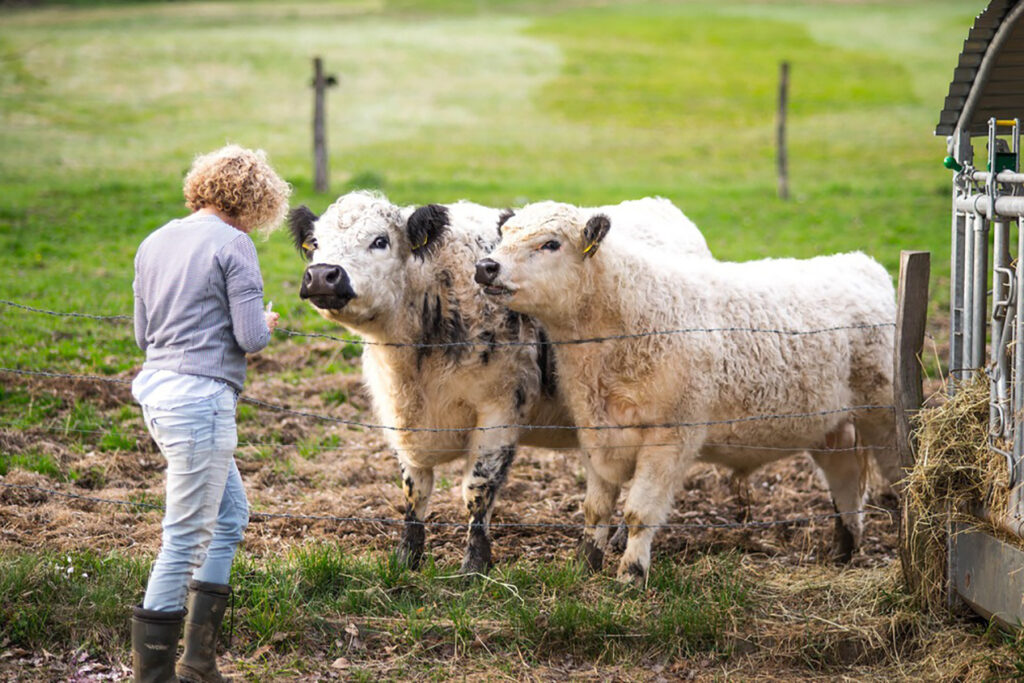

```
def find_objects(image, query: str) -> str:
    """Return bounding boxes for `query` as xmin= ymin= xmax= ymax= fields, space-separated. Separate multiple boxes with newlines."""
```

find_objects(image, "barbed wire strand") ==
xmin=0 ymin=420 xmax=894 ymax=455
xmin=0 ymin=481 xmax=893 ymax=532
xmin=0 ymin=298 xmax=895 ymax=349
xmin=1 ymin=366 xmax=894 ymax=434
xmin=276 ymin=322 xmax=897 ymax=350
xmin=0 ymin=299 xmax=131 ymax=322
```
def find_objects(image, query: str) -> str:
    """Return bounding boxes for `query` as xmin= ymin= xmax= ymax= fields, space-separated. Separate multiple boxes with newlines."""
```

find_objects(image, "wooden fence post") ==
xmin=776 ymin=61 xmax=790 ymax=200
xmin=312 ymin=57 xmax=338 ymax=194
xmin=895 ymin=250 xmax=930 ymax=592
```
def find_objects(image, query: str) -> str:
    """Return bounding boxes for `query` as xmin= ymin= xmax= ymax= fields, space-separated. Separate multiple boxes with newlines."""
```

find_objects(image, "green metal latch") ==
xmin=992 ymin=151 xmax=1017 ymax=173
xmin=944 ymin=156 xmax=964 ymax=172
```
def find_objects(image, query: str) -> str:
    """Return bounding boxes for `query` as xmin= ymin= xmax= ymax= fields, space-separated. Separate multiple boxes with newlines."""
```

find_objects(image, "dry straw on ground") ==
xmin=903 ymin=376 xmax=1013 ymax=612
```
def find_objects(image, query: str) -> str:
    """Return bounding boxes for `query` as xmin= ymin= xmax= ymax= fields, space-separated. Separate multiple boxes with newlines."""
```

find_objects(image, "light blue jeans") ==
xmin=140 ymin=389 xmax=249 ymax=612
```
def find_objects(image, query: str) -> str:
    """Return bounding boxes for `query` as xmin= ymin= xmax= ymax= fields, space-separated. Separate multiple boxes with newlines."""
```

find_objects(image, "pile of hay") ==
xmin=902 ymin=376 xmax=1012 ymax=612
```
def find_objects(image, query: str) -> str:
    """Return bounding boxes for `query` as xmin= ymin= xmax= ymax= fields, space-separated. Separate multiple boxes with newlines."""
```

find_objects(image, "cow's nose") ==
xmin=475 ymin=258 xmax=500 ymax=285
xmin=300 ymin=264 xmax=355 ymax=304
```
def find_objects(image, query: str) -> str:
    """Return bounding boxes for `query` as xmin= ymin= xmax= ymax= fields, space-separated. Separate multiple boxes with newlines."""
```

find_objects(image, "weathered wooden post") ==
xmin=312 ymin=57 xmax=338 ymax=194
xmin=894 ymin=250 xmax=930 ymax=592
xmin=776 ymin=61 xmax=790 ymax=200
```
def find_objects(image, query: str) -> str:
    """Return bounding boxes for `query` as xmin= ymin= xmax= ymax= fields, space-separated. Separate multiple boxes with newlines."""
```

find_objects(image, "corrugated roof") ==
xmin=936 ymin=0 xmax=1024 ymax=136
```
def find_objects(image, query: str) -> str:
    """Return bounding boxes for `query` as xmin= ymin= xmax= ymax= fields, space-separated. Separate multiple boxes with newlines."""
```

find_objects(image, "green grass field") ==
xmin=0 ymin=0 xmax=968 ymax=373
xmin=2 ymin=0 xmax=1017 ymax=679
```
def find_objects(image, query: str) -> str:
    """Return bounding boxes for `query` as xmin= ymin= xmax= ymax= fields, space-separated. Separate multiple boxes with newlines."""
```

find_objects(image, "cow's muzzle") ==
xmin=300 ymin=263 xmax=356 ymax=310
xmin=474 ymin=258 xmax=500 ymax=285
xmin=474 ymin=258 xmax=514 ymax=297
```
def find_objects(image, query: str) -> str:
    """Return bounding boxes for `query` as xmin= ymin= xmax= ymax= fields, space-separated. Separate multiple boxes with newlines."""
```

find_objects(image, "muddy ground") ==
xmin=0 ymin=338 xmax=990 ymax=681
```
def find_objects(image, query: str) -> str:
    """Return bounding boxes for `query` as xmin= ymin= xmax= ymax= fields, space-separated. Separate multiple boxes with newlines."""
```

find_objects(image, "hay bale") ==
xmin=903 ymin=376 xmax=1011 ymax=612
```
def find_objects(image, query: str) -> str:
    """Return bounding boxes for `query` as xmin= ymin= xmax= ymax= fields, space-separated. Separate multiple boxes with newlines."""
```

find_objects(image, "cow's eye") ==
xmin=540 ymin=240 xmax=561 ymax=251
xmin=370 ymin=235 xmax=390 ymax=250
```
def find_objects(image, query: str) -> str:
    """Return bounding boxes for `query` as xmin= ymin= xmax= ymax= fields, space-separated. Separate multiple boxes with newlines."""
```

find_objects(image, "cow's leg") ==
xmin=459 ymin=413 xmax=517 ymax=575
xmin=396 ymin=459 xmax=434 ymax=570
xmin=617 ymin=435 xmax=693 ymax=586
xmin=608 ymin=522 xmax=628 ymax=554
xmin=730 ymin=471 xmax=753 ymax=523
xmin=810 ymin=422 xmax=865 ymax=563
xmin=577 ymin=453 xmax=619 ymax=572
xmin=857 ymin=411 xmax=901 ymax=487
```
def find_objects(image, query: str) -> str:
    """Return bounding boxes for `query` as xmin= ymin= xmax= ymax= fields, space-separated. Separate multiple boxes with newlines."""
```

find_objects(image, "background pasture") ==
xmin=0 ymin=0 xmax=1017 ymax=679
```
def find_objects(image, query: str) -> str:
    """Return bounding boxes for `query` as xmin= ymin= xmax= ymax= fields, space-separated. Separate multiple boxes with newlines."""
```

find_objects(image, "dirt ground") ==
xmin=0 ymin=338 xmax=991 ymax=681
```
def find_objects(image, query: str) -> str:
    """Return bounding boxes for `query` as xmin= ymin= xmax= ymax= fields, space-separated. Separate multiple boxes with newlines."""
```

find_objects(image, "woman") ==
xmin=130 ymin=145 xmax=290 ymax=683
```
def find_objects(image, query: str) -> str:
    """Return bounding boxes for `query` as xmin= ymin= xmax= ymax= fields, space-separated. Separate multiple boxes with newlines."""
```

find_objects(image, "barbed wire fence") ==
xmin=0 ymin=297 xmax=899 ymax=540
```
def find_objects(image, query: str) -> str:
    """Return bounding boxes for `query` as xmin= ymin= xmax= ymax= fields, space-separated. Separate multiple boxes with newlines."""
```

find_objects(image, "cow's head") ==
xmin=474 ymin=201 xmax=609 ymax=319
xmin=288 ymin=191 xmax=449 ymax=330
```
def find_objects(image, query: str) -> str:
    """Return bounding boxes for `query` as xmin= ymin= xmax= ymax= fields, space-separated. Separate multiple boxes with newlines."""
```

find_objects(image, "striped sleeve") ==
xmin=219 ymin=234 xmax=271 ymax=353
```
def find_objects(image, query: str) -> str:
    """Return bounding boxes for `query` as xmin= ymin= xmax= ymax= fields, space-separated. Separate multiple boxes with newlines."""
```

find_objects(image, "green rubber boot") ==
xmin=131 ymin=605 xmax=185 ymax=683
xmin=176 ymin=580 xmax=232 ymax=683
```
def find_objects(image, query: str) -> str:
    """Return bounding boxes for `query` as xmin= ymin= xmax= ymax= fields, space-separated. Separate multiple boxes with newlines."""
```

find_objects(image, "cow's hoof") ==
xmin=396 ymin=523 xmax=426 ymax=570
xmin=459 ymin=532 xmax=492 ymax=576
xmin=576 ymin=538 xmax=604 ymax=572
xmin=608 ymin=523 xmax=628 ymax=554
xmin=615 ymin=560 xmax=647 ymax=588
xmin=832 ymin=517 xmax=856 ymax=564
xmin=395 ymin=542 xmax=424 ymax=570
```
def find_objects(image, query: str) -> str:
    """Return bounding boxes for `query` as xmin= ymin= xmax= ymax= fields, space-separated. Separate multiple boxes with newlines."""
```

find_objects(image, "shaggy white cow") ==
xmin=289 ymin=191 xmax=710 ymax=573
xmin=475 ymin=201 xmax=898 ymax=584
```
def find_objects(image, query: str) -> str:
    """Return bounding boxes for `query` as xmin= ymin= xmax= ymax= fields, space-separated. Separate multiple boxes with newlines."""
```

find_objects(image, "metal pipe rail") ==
xmin=971 ymin=170 xmax=1024 ymax=184
xmin=955 ymin=194 xmax=1024 ymax=218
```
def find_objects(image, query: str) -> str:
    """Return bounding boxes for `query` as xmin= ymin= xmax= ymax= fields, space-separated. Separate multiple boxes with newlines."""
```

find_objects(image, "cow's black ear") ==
xmin=407 ymin=204 xmax=449 ymax=259
xmin=582 ymin=214 xmax=611 ymax=259
xmin=497 ymin=209 xmax=514 ymax=238
xmin=288 ymin=206 xmax=319 ymax=261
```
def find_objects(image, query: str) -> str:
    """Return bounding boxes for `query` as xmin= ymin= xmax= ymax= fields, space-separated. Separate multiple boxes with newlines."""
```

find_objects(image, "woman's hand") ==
xmin=264 ymin=302 xmax=279 ymax=332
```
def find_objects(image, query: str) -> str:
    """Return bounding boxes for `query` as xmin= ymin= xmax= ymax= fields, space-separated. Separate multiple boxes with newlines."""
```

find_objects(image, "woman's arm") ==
xmin=221 ymin=235 xmax=272 ymax=353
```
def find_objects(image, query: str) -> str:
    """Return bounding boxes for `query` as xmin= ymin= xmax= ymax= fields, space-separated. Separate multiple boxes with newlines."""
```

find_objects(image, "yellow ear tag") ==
xmin=582 ymin=241 xmax=596 ymax=255
xmin=412 ymin=235 xmax=429 ymax=251
xmin=302 ymin=242 xmax=314 ymax=251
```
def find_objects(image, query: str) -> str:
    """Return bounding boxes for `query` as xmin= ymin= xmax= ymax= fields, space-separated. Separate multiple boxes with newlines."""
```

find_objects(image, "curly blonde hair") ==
xmin=183 ymin=145 xmax=291 ymax=235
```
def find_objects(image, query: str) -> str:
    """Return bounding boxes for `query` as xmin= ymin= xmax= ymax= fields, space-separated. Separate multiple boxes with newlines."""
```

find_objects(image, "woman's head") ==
xmin=183 ymin=145 xmax=291 ymax=235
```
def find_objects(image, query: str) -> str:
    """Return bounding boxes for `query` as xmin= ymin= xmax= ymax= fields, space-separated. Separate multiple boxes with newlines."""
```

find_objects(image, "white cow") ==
xmin=476 ymin=201 xmax=898 ymax=584
xmin=289 ymin=191 xmax=709 ymax=573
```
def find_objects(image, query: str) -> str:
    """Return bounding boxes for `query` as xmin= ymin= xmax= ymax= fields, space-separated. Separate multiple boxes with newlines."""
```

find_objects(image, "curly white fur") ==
xmin=293 ymin=191 xmax=710 ymax=572
xmin=481 ymin=201 xmax=898 ymax=582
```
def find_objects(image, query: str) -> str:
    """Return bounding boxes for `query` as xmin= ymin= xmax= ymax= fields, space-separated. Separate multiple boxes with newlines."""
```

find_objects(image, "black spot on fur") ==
xmin=505 ymin=310 xmax=521 ymax=335
xmin=536 ymin=329 xmax=558 ymax=398
xmin=468 ymin=445 xmax=517 ymax=514
xmin=475 ymin=234 xmax=497 ymax=253
xmin=514 ymin=386 xmax=526 ymax=412
xmin=582 ymin=213 xmax=611 ymax=258
xmin=496 ymin=209 xmax=514 ymax=238
xmin=461 ymin=523 xmax=493 ymax=574
xmin=407 ymin=204 xmax=449 ymax=260
xmin=416 ymin=288 xmax=469 ymax=370
xmin=479 ymin=330 xmax=497 ymax=365
xmin=287 ymin=206 xmax=319 ymax=260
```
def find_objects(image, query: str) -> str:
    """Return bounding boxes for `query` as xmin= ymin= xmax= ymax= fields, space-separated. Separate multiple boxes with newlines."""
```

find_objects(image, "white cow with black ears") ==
xmin=475 ymin=201 xmax=898 ymax=584
xmin=289 ymin=191 xmax=710 ymax=574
